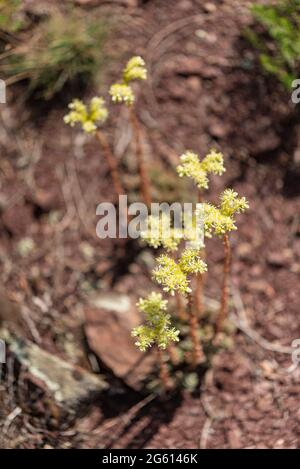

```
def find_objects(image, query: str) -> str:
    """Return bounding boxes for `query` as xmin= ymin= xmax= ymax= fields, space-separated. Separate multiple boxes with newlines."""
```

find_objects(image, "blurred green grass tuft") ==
xmin=246 ymin=0 xmax=300 ymax=89
xmin=0 ymin=7 xmax=110 ymax=100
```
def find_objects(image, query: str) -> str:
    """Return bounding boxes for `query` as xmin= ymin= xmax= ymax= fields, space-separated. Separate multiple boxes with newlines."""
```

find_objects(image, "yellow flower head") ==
xmin=132 ymin=292 xmax=179 ymax=351
xmin=220 ymin=189 xmax=249 ymax=217
xmin=123 ymin=56 xmax=147 ymax=83
xmin=141 ymin=214 xmax=183 ymax=252
xmin=110 ymin=56 xmax=147 ymax=107
xmin=153 ymin=255 xmax=191 ymax=296
xmin=202 ymin=189 xmax=249 ymax=237
xmin=179 ymin=248 xmax=207 ymax=275
xmin=201 ymin=149 xmax=226 ymax=176
xmin=177 ymin=149 xmax=225 ymax=190
xmin=177 ymin=151 xmax=208 ymax=189
xmin=137 ymin=291 xmax=168 ymax=315
xmin=202 ymin=203 xmax=235 ymax=237
xmin=64 ymin=97 xmax=108 ymax=133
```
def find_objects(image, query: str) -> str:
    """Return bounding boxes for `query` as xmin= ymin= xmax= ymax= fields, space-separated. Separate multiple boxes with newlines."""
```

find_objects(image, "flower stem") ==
xmin=194 ymin=273 xmax=204 ymax=317
xmin=96 ymin=130 xmax=124 ymax=199
xmin=175 ymin=291 xmax=187 ymax=321
xmin=216 ymin=233 xmax=231 ymax=333
xmin=188 ymin=293 xmax=204 ymax=367
xmin=130 ymin=107 xmax=152 ymax=207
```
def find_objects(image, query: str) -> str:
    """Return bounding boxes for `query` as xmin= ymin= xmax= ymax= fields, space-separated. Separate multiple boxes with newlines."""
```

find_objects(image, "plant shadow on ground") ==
xmin=82 ymin=305 xmax=221 ymax=449
xmin=12 ymin=79 xmax=91 ymax=125
xmin=103 ymin=391 xmax=183 ymax=449
xmin=83 ymin=337 xmax=184 ymax=448
xmin=100 ymin=356 xmax=211 ymax=449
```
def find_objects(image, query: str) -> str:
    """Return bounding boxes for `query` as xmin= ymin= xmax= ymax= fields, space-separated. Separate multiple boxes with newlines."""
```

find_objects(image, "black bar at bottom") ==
xmin=0 ymin=449 xmax=299 ymax=466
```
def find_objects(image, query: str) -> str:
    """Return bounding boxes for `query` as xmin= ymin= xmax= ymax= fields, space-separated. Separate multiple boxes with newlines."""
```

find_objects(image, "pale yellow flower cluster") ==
xmin=64 ymin=97 xmax=108 ymax=133
xmin=109 ymin=56 xmax=147 ymax=106
xmin=132 ymin=292 xmax=180 ymax=351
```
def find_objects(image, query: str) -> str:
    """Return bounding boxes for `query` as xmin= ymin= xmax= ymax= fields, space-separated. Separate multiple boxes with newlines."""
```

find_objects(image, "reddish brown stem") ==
xmin=175 ymin=291 xmax=187 ymax=321
xmin=130 ymin=108 xmax=152 ymax=207
xmin=188 ymin=293 xmax=205 ymax=367
xmin=96 ymin=130 xmax=123 ymax=199
xmin=157 ymin=347 xmax=171 ymax=390
xmin=216 ymin=233 xmax=231 ymax=333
